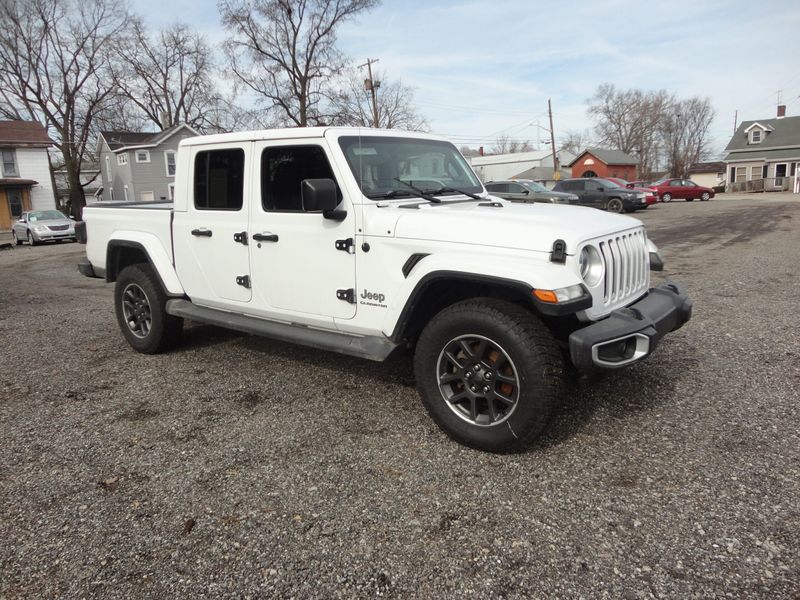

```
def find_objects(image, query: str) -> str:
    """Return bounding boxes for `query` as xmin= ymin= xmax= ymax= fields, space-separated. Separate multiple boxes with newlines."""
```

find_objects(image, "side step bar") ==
xmin=165 ymin=299 xmax=400 ymax=362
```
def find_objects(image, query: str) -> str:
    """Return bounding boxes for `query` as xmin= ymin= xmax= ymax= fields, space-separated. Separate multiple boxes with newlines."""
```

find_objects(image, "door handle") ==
xmin=252 ymin=232 xmax=279 ymax=242
xmin=191 ymin=228 xmax=212 ymax=237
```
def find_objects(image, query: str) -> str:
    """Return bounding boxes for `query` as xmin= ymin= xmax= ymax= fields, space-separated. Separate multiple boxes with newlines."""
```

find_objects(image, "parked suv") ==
xmin=485 ymin=179 xmax=579 ymax=204
xmin=553 ymin=178 xmax=647 ymax=213
xmin=649 ymin=178 xmax=714 ymax=202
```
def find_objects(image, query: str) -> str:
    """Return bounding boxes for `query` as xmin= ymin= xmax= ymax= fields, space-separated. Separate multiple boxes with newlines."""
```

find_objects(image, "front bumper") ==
xmin=32 ymin=230 xmax=76 ymax=242
xmin=569 ymin=281 xmax=692 ymax=372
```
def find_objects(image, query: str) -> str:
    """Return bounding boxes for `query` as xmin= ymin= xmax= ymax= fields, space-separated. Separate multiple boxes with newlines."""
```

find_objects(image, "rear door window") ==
xmin=193 ymin=149 xmax=245 ymax=211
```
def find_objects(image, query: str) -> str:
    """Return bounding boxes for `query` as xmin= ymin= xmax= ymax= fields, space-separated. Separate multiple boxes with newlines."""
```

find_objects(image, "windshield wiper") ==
xmin=366 ymin=190 xmax=413 ymax=199
xmin=428 ymin=186 xmax=483 ymax=200
xmin=392 ymin=178 xmax=441 ymax=203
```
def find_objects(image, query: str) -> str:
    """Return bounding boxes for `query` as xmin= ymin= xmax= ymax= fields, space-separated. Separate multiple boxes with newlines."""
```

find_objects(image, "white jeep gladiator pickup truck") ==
xmin=79 ymin=127 xmax=691 ymax=452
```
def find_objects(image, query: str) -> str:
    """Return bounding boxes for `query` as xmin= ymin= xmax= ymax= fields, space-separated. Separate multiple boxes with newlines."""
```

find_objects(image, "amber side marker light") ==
xmin=533 ymin=289 xmax=558 ymax=303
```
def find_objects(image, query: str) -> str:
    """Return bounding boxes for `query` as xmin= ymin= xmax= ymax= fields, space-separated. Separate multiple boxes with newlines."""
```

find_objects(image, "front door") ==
xmin=248 ymin=141 xmax=356 ymax=321
xmin=172 ymin=143 xmax=251 ymax=306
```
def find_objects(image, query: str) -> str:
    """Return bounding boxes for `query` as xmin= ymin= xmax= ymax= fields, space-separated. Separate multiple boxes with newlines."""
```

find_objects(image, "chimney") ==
xmin=479 ymin=146 xmax=484 ymax=156
xmin=777 ymin=104 xmax=786 ymax=119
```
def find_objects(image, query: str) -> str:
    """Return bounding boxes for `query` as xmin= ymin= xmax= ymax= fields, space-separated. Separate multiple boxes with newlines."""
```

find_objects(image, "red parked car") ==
xmin=602 ymin=177 xmax=658 ymax=207
xmin=649 ymin=178 xmax=714 ymax=202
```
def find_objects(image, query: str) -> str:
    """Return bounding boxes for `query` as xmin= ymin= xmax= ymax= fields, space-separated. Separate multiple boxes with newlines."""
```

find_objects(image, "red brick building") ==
xmin=566 ymin=148 xmax=638 ymax=180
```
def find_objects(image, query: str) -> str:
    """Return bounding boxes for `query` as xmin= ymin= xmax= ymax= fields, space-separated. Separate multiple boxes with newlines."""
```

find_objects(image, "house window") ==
xmin=775 ymin=163 xmax=788 ymax=179
xmin=791 ymin=163 xmax=797 ymax=177
xmin=193 ymin=149 xmax=244 ymax=211
xmin=140 ymin=191 xmax=154 ymax=202
xmin=750 ymin=130 xmax=762 ymax=143
xmin=117 ymin=152 xmax=128 ymax=166
xmin=750 ymin=166 xmax=761 ymax=180
xmin=7 ymin=189 xmax=23 ymax=217
xmin=135 ymin=150 xmax=150 ymax=163
xmin=168 ymin=183 xmax=175 ymax=201
xmin=1 ymin=149 xmax=18 ymax=177
xmin=735 ymin=166 xmax=747 ymax=182
xmin=165 ymin=150 xmax=176 ymax=177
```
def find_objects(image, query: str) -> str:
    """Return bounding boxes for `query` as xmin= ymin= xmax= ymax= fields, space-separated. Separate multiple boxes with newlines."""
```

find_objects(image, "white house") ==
xmin=0 ymin=120 xmax=56 ymax=232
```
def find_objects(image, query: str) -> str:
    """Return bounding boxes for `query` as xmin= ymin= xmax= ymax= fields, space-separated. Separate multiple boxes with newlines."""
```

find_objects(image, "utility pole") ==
xmin=548 ymin=98 xmax=560 ymax=180
xmin=358 ymin=58 xmax=381 ymax=128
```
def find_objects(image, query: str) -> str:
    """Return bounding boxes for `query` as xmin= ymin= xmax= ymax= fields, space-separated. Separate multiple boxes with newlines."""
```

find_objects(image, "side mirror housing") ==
xmin=301 ymin=178 xmax=345 ymax=220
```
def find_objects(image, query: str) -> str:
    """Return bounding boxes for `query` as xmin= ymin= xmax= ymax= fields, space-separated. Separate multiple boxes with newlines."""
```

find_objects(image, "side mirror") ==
xmin=301 ymin=178 xmax=345 ymax=220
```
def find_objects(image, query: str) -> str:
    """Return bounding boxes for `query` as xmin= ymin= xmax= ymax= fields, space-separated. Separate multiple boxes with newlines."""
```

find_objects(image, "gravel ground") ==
xmin=1 ymin=195 xmax=799 ymax=599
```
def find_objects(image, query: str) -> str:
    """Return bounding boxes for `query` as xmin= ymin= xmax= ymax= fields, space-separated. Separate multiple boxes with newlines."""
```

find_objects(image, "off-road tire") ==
xmin=414 ymin=298 xmax=564 ymax=453
xmin=606 ymin=198 xmax=624 ymax=213
xmin=114 ymin=263 xmax=183 ymax=354
xmin=661 ymin=193 xmax=672 ymax=202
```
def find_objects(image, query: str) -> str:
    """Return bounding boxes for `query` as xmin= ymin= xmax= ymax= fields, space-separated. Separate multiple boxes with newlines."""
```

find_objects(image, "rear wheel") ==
xmin=12 ymin=230 xmax=21 ymax=246
xmin=414 ymin=299 xmax=564 ymax=452
xmin=700 ymin=192 xmax=710 ymax=201
xmin=606 ymin=198 xmax=624 ymax=213
xmin=114 ymin=263 xmax=183 ymax=354
xmin=661 ymin=193 xmax=672 ymax=202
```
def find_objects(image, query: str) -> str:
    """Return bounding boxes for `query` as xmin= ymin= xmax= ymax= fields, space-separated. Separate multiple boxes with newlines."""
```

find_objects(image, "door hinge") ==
xmin=236 ymin=275 xmax=251 ymax=289
xmin=335 ymin=238 xmax=355 ymax=254
xmin=233 ymin=231 xmax=248 ymax=245
xmin=336 ymin=288 xmax=355 ymax=303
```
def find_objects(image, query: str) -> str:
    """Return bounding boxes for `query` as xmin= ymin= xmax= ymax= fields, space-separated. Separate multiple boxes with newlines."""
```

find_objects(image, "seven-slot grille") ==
xmin=47 ymin=224 xmax=70 ymax=231
xmin=597 ymin=230 xmax=649 ymax=306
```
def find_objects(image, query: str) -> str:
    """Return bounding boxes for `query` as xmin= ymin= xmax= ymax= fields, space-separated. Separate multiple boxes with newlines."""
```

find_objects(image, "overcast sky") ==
xmin=139 ymin=0 xmax=800 ymax=157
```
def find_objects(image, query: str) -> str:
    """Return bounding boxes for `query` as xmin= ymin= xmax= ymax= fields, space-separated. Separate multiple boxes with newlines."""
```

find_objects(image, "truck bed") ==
xmin=83 ymin=202 xmax=174 ymax=276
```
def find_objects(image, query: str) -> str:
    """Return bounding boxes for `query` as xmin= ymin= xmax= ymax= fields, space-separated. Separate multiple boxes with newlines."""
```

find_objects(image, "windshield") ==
xmin=338 ymin=136 xmax=483 ymax=199
xmin=28 ymin=210 xmax=67 ymax=222
xmin=521 ymin=181 xmax=550 ymax=193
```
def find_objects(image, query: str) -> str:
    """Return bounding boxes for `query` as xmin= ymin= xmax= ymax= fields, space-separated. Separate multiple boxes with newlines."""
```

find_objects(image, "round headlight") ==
xmin=579 ymin=245 xmax=604 ymax=287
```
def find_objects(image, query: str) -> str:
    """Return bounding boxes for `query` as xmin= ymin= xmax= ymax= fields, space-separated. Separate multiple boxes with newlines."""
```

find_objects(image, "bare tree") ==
xmin=559 ymin=129 xmax=592 ymax=155
xmin=0 ymin=0 xmax=130 ymax=218
xmin=330 ymin=69 xmax=428 ymax=130
xmin=491 ymin=134 xmax=533 ymax=155
xmin=220 ymin=0 xmax=378 ymax=127
xmin=660 ymin=96 xmax=715 ymax=177
xmin=115 ymin=21 xmax=228 ymax=131
xmin=587 ymin=84 xmax=670 ymax=178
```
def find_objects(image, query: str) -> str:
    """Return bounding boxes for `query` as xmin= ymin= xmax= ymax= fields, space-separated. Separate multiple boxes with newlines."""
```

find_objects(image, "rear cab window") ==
xmin=193 ymin=149 xmax=245 ymax=211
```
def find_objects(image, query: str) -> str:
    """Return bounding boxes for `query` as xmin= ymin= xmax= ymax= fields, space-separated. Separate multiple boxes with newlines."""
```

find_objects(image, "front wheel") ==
xmin=114 ymin=263 xmax=183 ymax=354
xmin=700 ymin=192 xmax=710 ymax=201
xmin=606 ymin=198 xmax=624 ymax=213
xmin=414 ymin=299 xmax=564 ymax=452
xmin=661 ymin=193 xmax=672 ymax=203
xmin=27 ymin=231 xmax=37 ymax=246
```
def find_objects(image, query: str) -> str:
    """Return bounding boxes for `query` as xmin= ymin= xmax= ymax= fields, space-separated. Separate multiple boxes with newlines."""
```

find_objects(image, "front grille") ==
xmin=598 ymin=230 xmax=649 ymax=306
xmin=48 ymin=224 xmax=69 ymax=231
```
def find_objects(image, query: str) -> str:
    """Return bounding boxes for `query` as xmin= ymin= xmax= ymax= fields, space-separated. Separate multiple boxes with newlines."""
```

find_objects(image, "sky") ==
xmin=138 ymin=0 xmax=800 ymax=157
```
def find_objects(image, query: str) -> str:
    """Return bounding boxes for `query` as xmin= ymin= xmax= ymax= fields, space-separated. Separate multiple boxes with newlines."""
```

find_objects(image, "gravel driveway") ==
xmin=1 ymin=196 xmax=798 ymax=598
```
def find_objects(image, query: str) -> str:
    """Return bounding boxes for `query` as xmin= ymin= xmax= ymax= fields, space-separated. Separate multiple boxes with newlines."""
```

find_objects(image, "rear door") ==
xmin=172 ymin=143 xmax=252 ymax=306
xmin=583 ymin=180 xmax=604 ymax=207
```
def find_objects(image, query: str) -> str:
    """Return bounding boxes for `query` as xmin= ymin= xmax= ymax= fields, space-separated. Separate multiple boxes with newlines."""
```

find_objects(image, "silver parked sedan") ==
xmin=11 ymin=210 xmax=77 ymax=245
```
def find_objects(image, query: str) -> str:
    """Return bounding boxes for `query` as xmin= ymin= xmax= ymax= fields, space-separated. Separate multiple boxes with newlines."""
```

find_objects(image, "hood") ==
xmin=33 ymin=218 xmax=73 ymax=227
xmin=391 ymin=199 xmax=642 ymax=254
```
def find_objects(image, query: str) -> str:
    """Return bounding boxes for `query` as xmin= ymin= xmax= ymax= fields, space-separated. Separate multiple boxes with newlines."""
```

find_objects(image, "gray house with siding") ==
xmin=723 ymin=105 xmax=800 ymax=193
xmin=97 ymin=124 xmax=198 ymax=202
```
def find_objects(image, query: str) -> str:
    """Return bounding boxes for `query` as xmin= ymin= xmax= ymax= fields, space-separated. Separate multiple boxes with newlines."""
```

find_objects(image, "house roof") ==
xmin=100 ymin=123 xmax=199 ymax=152
xmin=566 ymin=148 xmax=638 ymax=167
xmin=0 ymin=178 xmax=38 ymax=187
xmin=689 ymin=161 xmax=726 ymax=173
xmin=723 ymin=148 xmax=800 ymax=163
xmin=724 ymin=115 xmax=800 ymax=160
xmin=0 ymin=121 xmax=53 ymax=147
